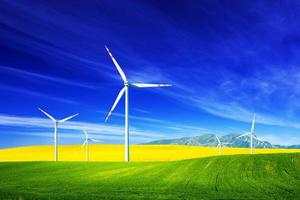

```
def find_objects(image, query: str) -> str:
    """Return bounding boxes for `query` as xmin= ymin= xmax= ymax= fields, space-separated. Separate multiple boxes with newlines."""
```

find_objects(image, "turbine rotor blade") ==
xmin=59 ymin=113 xmax=79 ymax=123
xmin=81 ymin=140 xmax=87 ymax=148
xmin=130 ymin=83 xmax=172 ymax=88
xmin=251 ymin=114 xmax=256 ymax=133
xmin=83 ymin=129 xmax=88 ymax=138
xmin=254 ymin=135 xmax=264 ymax=142
xmin=38 ymin=108 xmax=56 ymax=122
xmin=237 ymin=132 xmax=250 ymax=138
xmin=105 ymin=87 xmax=126 ymax=122
xmin=215 ymin=135 xmax=221 ymax=144
xmin=90 ymin=138 xmax=102 ymax=142
xmin=105 ymin=46 xmax=127 ymax=82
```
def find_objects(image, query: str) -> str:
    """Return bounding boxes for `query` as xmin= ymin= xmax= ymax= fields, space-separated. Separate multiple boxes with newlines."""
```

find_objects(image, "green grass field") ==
xmin=0 ymin=153 xmax=299 ymax=199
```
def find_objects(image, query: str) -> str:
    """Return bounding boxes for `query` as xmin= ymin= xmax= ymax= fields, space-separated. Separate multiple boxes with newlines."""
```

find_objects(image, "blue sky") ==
xmin=0 ymin=0 xmax=300 ymax=148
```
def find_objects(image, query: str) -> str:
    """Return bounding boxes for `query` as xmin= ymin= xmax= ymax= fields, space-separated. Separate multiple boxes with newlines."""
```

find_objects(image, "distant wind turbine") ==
xmin=38 ymin=108 xmax=79 ymax=161
xmin=82 ymin=129 xmax=101 ymax=161
xmin=236 ymin=115 xmax=265 ymax=154
xmin=215 ymin=135 xmax=222 ymax=155
xmin=104 ymin=46 xmax=171 ymax=162
xmin=215 ymin=135 xmax=231 ymax=155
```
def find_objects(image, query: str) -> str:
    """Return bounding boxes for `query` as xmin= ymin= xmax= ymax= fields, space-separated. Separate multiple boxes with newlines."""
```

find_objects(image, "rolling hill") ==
xmin=144 ymin=133 xmax=300 ymax=148
xmin=0 ymin=153 xmax=299 ymax=199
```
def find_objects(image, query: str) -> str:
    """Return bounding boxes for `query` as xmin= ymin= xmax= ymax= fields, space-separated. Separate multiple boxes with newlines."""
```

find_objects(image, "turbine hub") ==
xmin=124 ymin=82 xmax=129 ymax=86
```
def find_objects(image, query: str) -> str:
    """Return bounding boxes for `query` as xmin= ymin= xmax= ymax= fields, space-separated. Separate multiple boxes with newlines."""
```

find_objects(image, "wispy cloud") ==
xmin=0 ymin=114 xmax=168 ymax=142
xmin=162 ymin=74 xmax=300 ymax=130
xmin=0 ymin=65 xmax=100 ymax=90
xmin=260 ymin=134 xmax=300 ymax=146
xmin=133 ymin=108 xmax=151 ymax=114
xmin=4 ymin=130 xmax=158 ymax=143
xmin=0 ymin=85 xmax=78 ymax=105
xmin=97 ymin=110 xmax=219 ymax=136
xmin=97 ymin=110 xmax=166 ymax=124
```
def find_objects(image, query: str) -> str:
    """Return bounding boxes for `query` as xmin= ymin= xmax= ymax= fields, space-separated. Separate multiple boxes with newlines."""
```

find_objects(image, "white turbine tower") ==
xmin=237 ymin=115 xmax=256 ymax=154
xmin=82 ymin=129 xmax=101 ymax=161
xmin=104 ymin=46 xmax=171 ymax=162
xmin=38 ymin=108 xmax=79 ymax=161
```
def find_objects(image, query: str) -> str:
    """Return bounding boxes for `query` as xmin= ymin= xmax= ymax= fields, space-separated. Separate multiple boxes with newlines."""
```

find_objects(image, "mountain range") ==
xmin=143 ymin=134 xmax=300 ymax=149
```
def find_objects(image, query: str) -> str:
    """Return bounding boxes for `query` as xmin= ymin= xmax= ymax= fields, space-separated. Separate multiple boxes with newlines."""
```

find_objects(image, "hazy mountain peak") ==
xmin=143 ymin=133 xmax=284 ymax=148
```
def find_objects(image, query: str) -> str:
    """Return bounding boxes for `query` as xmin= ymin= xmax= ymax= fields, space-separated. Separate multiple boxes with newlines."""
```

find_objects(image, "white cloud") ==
xmin=0 ymin=114 xmax=167 ymax=142
xmin=260 ymin=134 xmax=300 ymax=146
xmin=163 ymin=78 xmax=300 ymax=130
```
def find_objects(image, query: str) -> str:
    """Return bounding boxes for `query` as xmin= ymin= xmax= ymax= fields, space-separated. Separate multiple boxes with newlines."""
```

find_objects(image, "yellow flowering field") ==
xmin=0 ymin=144 xmax=299 ymax=162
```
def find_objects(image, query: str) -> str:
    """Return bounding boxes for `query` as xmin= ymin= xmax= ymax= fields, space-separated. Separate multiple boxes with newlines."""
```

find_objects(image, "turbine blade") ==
xmin=237 ymin=132 xmax=250 ymax=138
xmin=130 ymin=83 xmax=172 ymax=88
xmin=59 ymin=113 xmax=79 ymax=123
xmin=215 ymin=135 xmax=221 ymax=144
xmin=105 ymin=87 xmax=126 ymax=122
xmin=38 ymin=108 xmax=55 ymax=122
xmin=254 ymin=135 xmax=263 ymax=142
xmin=81 ymin=140 xmax=87 ymax=148
xmin=251 ymin=114 xmax=256 ymax=133
xmin=90 ymin=138 xmax=102 ymax=142
xmin=105 ymin=46 xmax=127 ymax=82
xmin=83 ymin=129 xmax=88 ymax=138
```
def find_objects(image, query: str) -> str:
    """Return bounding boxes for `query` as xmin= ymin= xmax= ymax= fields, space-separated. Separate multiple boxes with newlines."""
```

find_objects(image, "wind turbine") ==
xmin=104 ymin=46 xmax=171 ymax=162
xmin=237 ymin=115 xmax=258 ymax=154
xmin=82 ymin=129 xmax=101 ymax=161
xmin=38 ymin=108 xmax=79 ymax=161
xmin=215 ymin=135 xmax=222 ymax=155
xmin=215 ymin=135 xmax=231 ymax=155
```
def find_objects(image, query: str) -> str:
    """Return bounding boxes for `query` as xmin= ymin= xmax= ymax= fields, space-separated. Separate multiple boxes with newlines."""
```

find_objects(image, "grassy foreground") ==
xmin=0 ymin=144 xmax=300 ymax=162
xmin=0 ymin=153 xmax=299 ymax=199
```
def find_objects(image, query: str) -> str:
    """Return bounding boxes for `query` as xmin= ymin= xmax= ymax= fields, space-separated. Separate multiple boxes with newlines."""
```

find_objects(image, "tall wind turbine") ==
xmin=38 ymin=108 xmax=79 ymax=161
xmin=82 ymin=129 xmax=101 ymax=161
xmin=237 ymin=115 xmax=256 ymax=154
xmin=104 ymin=46 xmax=171 ymax=162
